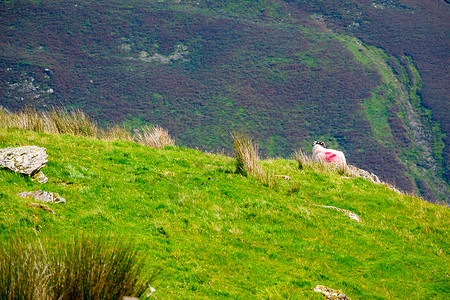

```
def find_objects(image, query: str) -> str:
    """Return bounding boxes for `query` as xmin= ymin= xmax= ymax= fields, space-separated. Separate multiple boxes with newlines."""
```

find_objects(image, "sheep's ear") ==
xmin=312 ymin=141 xmax=318 ymax=146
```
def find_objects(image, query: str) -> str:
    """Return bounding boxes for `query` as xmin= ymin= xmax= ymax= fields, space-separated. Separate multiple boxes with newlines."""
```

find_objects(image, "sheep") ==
xmin=312 ymin=141 xmax=347 ymax=167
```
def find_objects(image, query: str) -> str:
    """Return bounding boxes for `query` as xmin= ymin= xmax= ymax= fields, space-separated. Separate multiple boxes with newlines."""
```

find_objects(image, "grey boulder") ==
xmin=0 ymin=146 xmax=48 ymax=176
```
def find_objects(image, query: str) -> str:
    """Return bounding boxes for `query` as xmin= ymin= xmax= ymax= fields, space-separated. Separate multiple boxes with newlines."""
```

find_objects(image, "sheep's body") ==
xmin=312 ymin=142 xmax=347 ymax=166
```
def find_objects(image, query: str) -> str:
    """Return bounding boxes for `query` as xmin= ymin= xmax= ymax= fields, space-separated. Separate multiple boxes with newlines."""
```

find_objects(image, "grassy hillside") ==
xmin=1 ymin=127 xmax=448 ymax=299
xmin=0 ymin=0 xmax=448 ymax=203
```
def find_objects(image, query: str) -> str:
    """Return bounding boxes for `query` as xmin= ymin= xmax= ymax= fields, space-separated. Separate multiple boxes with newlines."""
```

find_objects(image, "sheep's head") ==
xmin=312 ymin=141 xmax=327 ymax=148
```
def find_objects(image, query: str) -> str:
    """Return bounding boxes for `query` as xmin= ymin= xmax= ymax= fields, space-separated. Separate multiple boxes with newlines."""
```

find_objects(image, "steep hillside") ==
xmin=290 ymin=0 xmax=450 ymax=183
xmin=0 ymin=127 xmax=449 ymax=299
xmin=0 ymin=0 xmax=448 ymax=203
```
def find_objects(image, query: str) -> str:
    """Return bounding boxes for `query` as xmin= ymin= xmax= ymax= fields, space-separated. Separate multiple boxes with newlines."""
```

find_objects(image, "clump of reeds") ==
xmin=232 ymin=132 xmax=273 ymax=185
xmin=0 ymin=106 xmax=99 ymax=138
xmin=101 ymin=124 xmax=133 ymax=142
xmin=48 ymin=107 xmax=99 ymax=137
xmin=0 ymin=236 xmax=153 ymax=300
xmin=133 ymin=125 xmax=175 ymax=148
xmin=0 ymin=238 xmax=48 ymax=299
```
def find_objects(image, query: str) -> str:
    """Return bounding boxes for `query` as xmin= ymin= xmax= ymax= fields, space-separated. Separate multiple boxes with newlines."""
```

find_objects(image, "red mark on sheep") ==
xmin=324 ymin=152 xmax=339 ymax=163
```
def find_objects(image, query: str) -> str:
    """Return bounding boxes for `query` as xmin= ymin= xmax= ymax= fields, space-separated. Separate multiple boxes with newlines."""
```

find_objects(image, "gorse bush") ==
xmin=0 ymin=236 xmax=152 ymax=300
xmin=0 ymin=106 xmax=173 ymax=148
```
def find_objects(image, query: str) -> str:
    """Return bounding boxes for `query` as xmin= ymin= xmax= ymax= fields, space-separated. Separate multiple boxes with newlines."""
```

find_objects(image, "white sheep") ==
xmin=312 ymin=141 xmax=347 ymax=166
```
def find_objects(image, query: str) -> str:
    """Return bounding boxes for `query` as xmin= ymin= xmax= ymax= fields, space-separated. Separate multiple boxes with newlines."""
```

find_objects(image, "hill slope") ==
xmin=0 ymin=127 xmax=448 ymax=299
xmin=0 ymin=0 xmax=448 ymax=203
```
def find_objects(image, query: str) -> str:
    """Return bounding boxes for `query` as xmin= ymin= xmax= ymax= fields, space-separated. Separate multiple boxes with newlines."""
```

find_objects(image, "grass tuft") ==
xmin=133 ymin=125 xmax=175 ymax=148
xmin=0 ymin=106 xmax=173 ymax=148
xmin=49 ymin=107 xmax=99 ymax=138
xmin=232 ymin=132 xmax=274 ymax=185
xmin=101 ymin=124 xmax=133 ymax=142
xmin=0 ymin=236 xmax=153 ymax=300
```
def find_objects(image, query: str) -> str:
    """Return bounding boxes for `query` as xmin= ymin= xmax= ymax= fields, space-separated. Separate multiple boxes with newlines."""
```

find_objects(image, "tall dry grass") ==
xmin=0 ymin=106 xmax=99 ymax=138
xmin=0 ymin=106 xmax=174 ymax=148
xmin=232 ymin=132 xmax=273 ymax=185
xmin=0 ymin=236 xmax=153 ymax=300
xmin=133 ymin=125 xmax=175 ymax=148
xmin=49 ymin=107 xmax=99 ymax=137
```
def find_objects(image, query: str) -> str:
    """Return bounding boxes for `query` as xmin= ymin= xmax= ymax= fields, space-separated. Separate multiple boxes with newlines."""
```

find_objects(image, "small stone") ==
xmin=274 ymin=175 xmax=291 ymax=180
xmin=32 ymin=171 xmax=48 ymax=183
xmin=17 ymin=191 xmax=66 ymax=203
xmin=28 ymin=203 xmax=54 ymax=214
xmin=314 ymin=285 xmax=351 ymax=300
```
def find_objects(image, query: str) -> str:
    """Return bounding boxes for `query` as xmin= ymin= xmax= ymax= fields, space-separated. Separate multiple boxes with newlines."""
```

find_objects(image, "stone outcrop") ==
xmin=308 ymin=202 xmax=361 ymax=222
xmin=0 ymin=146 xmax=48 ymax=176
xmin=346 ymin=165 xmax=381 ymax=184
xmin=17 ymin=191 xmax=66 ymax=203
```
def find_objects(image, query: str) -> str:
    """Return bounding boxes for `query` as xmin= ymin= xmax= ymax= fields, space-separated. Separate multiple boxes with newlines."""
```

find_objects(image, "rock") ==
xmin=274 ymin=175 xmax=291 ymax=180
xmin=0 ymin=146 xmax=48 ymax=176
xmin=32 ymin=171 xmax=48 ymax=183
xmin=17 ymin=191 xmax=66 ymax=203
xmin=347 ymin=165 xmax=381 ymax=184
xmin=28 ymin=203 xmax=54 ymax=214
xmin=309 ymin=202 xmax=361 ymax=222
xmin=346 ymin=165 xmax=403 ymax=194
xmin=314 ymin=285 xmax=351 ymax=300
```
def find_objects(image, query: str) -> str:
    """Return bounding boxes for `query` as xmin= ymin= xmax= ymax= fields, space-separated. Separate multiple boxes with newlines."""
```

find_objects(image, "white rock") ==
xmin=32 ymin=171 xmax=48 ymax=184
xmin=0 ymin=146 xmax=48 ymax=176
xmin=17 ymin=191 xmax=66 ymax=203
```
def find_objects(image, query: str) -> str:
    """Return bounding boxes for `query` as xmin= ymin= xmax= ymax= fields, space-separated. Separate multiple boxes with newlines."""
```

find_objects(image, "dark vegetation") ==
xmin=288 ymin=0 xmax=450 ymax=183
xmin=0 ymin=0 xmax=448 ymax=202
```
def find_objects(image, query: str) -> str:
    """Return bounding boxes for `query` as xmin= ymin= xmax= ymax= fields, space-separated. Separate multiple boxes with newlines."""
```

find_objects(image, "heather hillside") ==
xmin=0 ymin=0 xmax=448 ymax=203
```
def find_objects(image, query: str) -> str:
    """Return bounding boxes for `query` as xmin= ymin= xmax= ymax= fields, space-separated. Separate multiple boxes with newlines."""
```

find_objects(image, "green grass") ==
xmin=0 ymin=127 xmax=449 ymax=299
